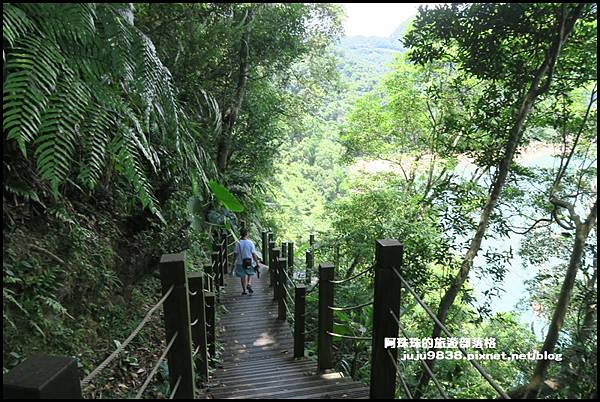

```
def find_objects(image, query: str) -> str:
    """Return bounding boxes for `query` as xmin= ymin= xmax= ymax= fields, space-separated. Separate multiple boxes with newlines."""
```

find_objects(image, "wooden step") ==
xmin=209 ymin=375 xmax=348 ymax=397
xmin=214 ymin=361 xmax=316 ymax=380
xmin=207 ymin=269 xmax=369 ymax=399
xmin=221 ymin=356 xmax=309 ymax=369
xmin=210 ymin=371 xmax=338 ymax=390
xmin=226 ymin=381 xmax=366 ymax=399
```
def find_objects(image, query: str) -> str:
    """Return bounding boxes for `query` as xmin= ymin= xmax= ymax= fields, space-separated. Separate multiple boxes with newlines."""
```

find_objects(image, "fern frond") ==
xmin=31 ymin=4 xmax=97 ymax=47
xmin=98 ymin=5 xmax=137 ymax=85
xmin=119 ymin=104 xmax=159 ymax=173
xmin=3 ymin=288 xmax=29 ymax=316
xmin=3 ymin=3 xmax=35 ymax=48
xmin=3 ymin=36 xmax=63 ymax=156
xmin=78 ymin=101 xmax=113 ymax=188
xmin=34 ymin=73 xmax=90 ymax=195
xmin=112 ymin=125 xmax=159 ymax=212
xmin=134 ymin=32 xmax=161 ymax=130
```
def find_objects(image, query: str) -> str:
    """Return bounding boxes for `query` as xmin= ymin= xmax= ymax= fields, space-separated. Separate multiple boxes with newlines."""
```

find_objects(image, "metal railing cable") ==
xmin=328 ymin=300 xmax=373 ymax=311
xmin=391 ymin=267 xmax=510 ymax=399
xmin=283 ymin=282 xmax=295 ymax=304
xmin=81 ymin=284 xmax=175 ymax=388
xmin=135 ymin=331 xmax=178 ymax=398
xmin=190 ymin=318 xmax=199 ymax=327
xmin=306 ymin=280 xmax=319 ymax=294
xmin=168 ymin=376 xmax=182 ymax=399
xmin=282 ymin=298 xmax=295 ymax=323
xmin=387 ymin=348 xmax=413 ymax=399
xmin=329 ymin=264 xmax=374 ymax=285
xmin=389 ymin=309 xmax=449 ymax=398
xmin=305 ymin=326 xmax=318 ymax=336
xmin=326 ymin=331 xmax=371 ymax=341
xmin=281 ymin=267 xmax=297 ymax=287
xmin=193 ymin=344 xmax=201 ymax=358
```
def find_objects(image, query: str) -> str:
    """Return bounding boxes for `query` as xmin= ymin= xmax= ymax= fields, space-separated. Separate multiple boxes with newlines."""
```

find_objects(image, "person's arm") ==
xmin=252 ymin=242 xmax=260 ymax=266
xmin=231 ymin=242 xmax=239 ymax=272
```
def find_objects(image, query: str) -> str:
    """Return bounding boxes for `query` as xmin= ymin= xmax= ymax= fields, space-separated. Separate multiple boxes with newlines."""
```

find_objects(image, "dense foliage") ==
xmin=3 ymin=2 xmax=342 ymax=397
xmin=3 ymin=2 xmax=596 ymax=399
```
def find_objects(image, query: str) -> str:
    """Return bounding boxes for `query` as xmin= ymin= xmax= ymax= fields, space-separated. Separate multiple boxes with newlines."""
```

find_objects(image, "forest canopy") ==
xmin=3 ymin=2 xmax=597 ymax=399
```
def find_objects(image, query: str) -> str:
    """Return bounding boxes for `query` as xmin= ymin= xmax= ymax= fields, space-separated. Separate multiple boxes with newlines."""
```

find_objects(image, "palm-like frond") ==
xmin=78 ymin=100 xmax=112 ymax=188
xmin=3 ymin=4 xmax=35 ymax=48
xmin=112 ymin=125 xmax=157 ymax=211
xmin=3 ymin=3 xmax=213 ymax=217
xmin=3 ymin=36 xmax=63 ymax=156
xmin=34 ymin=72 xmax=90 ymax=194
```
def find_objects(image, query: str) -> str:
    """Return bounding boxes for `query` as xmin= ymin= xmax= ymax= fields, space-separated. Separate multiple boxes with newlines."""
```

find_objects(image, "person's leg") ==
xmin=246 ymin=274 xmax=254 ymax=293
xmin=241 ymin=275 xmax=247 ymax=293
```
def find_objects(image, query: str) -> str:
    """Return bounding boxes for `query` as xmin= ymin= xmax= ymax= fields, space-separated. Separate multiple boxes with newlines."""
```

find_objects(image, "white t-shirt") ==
xmin=235 ymin=239 xmax=257 ymax=267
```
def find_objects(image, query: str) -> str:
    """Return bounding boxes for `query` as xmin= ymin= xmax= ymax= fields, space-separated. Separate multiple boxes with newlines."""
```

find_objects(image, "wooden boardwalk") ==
xmin=203 ymin=266 xmax=369 ymax=399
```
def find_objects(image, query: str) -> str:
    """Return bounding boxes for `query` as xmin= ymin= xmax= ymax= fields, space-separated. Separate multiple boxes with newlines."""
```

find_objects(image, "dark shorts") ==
xmin=235 ymin=263 xmax=255 ymax=277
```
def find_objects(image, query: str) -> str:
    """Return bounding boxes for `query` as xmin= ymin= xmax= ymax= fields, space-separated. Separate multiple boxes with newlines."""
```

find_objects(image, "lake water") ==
xmin=468 ymin=151 xmax=560 ymax=340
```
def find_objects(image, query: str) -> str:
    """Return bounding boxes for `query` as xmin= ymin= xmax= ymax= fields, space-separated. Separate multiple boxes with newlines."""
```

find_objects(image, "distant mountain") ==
xmin=335 ymin=18 xmax=414 ymax=95
xmin=388 ymin=18 xmax=412 ymax=47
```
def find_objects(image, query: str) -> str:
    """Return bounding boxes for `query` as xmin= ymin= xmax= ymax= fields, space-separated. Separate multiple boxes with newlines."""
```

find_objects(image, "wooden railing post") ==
xmin=211 ymin=251 xmax=221 ymax=301
xmin=262 ymin=230 xmax=268 ymax=266
xmin=308 ymin=234 xmax=315 ymax=285
xmin=369 ymin=239 xmax=403 ymax=399
xmin=277 ymin=256 xmax=288 ymax=320
xmin=287 ymin=241 xmax=294 ymax=273
xmin=3 ymin=355 xmax=82 ymax=398
xmin=305 ymin=249 xmax=313 ymax=285
xmin=187 ymin=272 xmax=208 ymax=382
xmin=268 ymin=232 xmax=274 ymax=248
xmin=294 ymin=285 xmax=306 ymax=358
xmin=318 ymin=263 xmax=335 ymax=372
xmin=268 ymin=240 xmax=276 ymax=288
xmin=203 ymin=263 xmax=213 ymax=292
xmin=204 ymin=290 xmax=216 ymax=367
xmin=222 ymin=233 xmax=228 ymax=279
xmin=213 ymin=238 xmax=224 ymax=288
xmin=159 ymin=253 xmax=195 ymax=398
xmin=271 ymin=247 xmax=280 ymax=301
xmin=281 ymin=242 xmax=288 ymax=264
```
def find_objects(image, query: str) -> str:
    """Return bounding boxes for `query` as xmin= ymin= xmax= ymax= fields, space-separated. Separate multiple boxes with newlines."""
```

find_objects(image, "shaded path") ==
xmin=203 ymin=266 xmax=369 ymax=399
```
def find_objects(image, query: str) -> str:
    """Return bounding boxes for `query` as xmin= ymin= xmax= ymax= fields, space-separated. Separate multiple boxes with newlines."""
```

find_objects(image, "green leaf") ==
xmin=333 ymin=322 xmax=350 ymax=336
xmin=30 ymin=320 xmax=46 ymax=338
xmin=334 ymin=310 xmax=350 ymax=323
xmin=208 ymin=180 xmax=244 ymax=212
xmin=187 ymin=196 xmax=204 ymax=215
xmin=191 ymin=216 xmax=204 ymax=231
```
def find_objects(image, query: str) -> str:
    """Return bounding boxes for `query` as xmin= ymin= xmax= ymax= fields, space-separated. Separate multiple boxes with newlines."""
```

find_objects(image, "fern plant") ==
xmin=3 ymin=3 xmax=216 ymax=218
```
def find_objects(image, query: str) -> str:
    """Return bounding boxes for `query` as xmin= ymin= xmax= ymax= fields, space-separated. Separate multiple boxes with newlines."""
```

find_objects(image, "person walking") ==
xmin=231 ymin=228 xmax=260 ymax=295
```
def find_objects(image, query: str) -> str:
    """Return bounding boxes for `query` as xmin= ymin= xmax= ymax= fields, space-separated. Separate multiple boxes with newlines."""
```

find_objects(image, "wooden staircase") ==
xmin=202 ymin=266 xmax=369 ymax=399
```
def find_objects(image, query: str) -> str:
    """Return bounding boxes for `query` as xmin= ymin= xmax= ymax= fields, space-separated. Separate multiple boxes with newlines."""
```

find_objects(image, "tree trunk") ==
xmin=523 ymin=200 xmax=597 ymax=398
xmin=344 ymin=255 xmax=362 ymax=279
xmin=216 ymin=7 xmax=255 ymax=173
xmin=414 ymin=5 xmax=584 ymax=396
xmin=507 ymin=259 xmax=597 ymax=399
